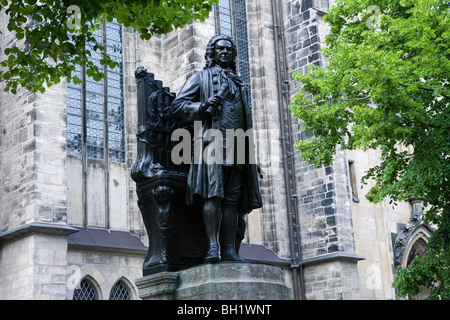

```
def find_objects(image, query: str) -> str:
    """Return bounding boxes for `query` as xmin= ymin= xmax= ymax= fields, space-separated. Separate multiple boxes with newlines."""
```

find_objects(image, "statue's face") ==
xmin=213 ymin=39 xmax=233 ymax=68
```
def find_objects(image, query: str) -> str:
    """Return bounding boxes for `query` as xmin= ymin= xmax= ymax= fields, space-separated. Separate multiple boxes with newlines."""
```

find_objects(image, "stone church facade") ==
xmin=0 ymin=0 xmax=431 ymax=300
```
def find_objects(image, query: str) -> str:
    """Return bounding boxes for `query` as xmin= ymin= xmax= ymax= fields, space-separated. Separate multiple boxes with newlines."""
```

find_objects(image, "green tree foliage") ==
xmin=0 ymin=0 xmax=217 ymax=93
xmin=289 ymin=0 xmax=449 ymax=299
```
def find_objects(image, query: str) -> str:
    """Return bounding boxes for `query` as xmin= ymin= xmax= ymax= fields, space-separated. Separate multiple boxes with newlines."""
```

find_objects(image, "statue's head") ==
xmin=204 ymin=34 xmax=238 ymax=72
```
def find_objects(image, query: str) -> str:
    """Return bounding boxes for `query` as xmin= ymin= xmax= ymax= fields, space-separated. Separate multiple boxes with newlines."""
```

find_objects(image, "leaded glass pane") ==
xmin=66 ymin=21 xmax=125 ymax=163
xmin=106 ymin=21 xmax=125 ymax=163
xmin=73 ymin=278 xmax=98 ymax=300
xmin=109 ymin=280 xmax=131 ymax=300
xmin=67 ymin=64 xmax=82 ymax=157
xmin=106 ymin=21 xmax=123 ymax=64
xmin=235 ymin=0 xmax=251 ymax=89
xmin=86 ymin=26 xmax=105 ymax=160
xmin=218 ymin=0 xmax=233 ymax=37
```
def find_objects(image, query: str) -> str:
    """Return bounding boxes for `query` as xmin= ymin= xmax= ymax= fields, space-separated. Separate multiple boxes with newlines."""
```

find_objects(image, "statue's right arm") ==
xmin=170 ymin=73 xmax=204 ymax=124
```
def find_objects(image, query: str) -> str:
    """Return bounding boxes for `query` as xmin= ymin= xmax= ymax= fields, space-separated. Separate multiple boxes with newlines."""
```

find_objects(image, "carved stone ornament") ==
xmin=393 ymin=199 xmax=433 ymax=270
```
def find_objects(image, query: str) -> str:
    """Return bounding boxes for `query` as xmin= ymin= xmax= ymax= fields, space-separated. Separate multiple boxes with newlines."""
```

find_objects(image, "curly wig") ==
xmin=204 ymin=34 xmax=238 ymax=72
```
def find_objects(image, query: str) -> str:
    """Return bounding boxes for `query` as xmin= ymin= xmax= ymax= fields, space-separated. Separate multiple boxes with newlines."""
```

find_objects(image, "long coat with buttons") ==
xmin=170 ymin=66 xmax=262 ymax=215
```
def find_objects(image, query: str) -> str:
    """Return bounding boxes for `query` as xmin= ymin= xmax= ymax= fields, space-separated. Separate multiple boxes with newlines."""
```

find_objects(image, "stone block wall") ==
xmin=0 ymin=88 xmax=38 ymax=231
xmin=0 ymin=69 xmax=72 ymax=299
xmin=246 ymin=0 xmax=292 ymax=259
xmin=1 ymin=12 xmax=70 ymax=300
xmin=282 ymin=0 xmax=362 ymax=299
xmin=0 ymin=15 xmax=68 ymax=232
xmin=161 ymin=21 xmax=215 ymax=93
xmin=0 ymin=228 xmax=75 ymax=300
xmin=0 ymin=11 xmax=68 ymax=300
xmin=303 ymin=259 xmax=360 ymax=300
xmin=346 ymin=148 xmax=412 ymax=299
xmin=0 ymin=8 xmax=69 ymax=230
xmin=295 ymin=149 xmax=355 ymax=260
xmin=123 ymin=27 xmax=146 ymax=241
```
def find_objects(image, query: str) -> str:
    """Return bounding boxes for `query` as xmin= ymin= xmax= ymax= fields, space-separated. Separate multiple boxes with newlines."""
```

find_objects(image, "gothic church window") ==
xmin=406 ymin=237 xmax=427 ymax=266
xmin=348 ymin=161 xmax=360 ymax=203
xmin=73 ymin=278 xmax=98 ymax=300
xmin=109 ymin=280 xmax=132 ymax=300
xmin=214 ymin=0 xmax=252 ymax=93
xmin=406 ymin=237 xmax=431 ymax=300
xmin=67 ymin=20 xmax=125 ymax=163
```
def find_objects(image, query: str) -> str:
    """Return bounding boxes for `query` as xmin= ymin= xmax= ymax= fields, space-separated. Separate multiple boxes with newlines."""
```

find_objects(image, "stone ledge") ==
xmin=136 ymin=272 xmax=179 ymax=300
xmin=300 ymin=252 xmax=365 ymax=267
xmin=0 ymin=222 xmax=78 ymax=245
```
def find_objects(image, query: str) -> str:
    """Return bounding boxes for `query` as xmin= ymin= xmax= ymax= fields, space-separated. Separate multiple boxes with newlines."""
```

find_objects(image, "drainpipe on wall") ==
xmin=81 ymin=62 xmax=88 ymax=228
xmin=271 ymin=0 xmax=305 ymax=300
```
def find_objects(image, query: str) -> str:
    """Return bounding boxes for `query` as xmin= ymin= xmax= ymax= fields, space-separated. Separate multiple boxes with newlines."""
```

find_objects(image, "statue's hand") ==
xmin=202 ymin=94 xmax=224 ymax=119
xmin=205 ymin=94 xmax=224 ymax=109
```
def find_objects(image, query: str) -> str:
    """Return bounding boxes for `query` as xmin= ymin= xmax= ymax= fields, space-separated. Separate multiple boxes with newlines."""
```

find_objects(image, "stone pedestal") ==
xmin=136 ymin=271 xmax=179 ymax=300
xmin=135 ymin=262 xmax=291 ymax=300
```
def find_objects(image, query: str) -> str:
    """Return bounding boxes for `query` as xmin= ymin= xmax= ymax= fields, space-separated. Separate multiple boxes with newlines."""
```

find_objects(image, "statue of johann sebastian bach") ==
xmin=170 ymin=34 xmax=262 ymax=263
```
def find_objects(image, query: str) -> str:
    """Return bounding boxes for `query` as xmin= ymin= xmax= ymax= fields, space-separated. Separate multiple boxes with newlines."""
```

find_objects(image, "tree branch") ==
xmin=301 ymin=95 xmax=371 ymax=109
xmin=398 ymin=82 xmax=450 ymax=100
xmin=48 ymin=13 xmax=67 ymax=49
xmin=320 ymin=95 xmax=371 ymax=104
xmin=13 ymin=9 xmax=67 ymax=69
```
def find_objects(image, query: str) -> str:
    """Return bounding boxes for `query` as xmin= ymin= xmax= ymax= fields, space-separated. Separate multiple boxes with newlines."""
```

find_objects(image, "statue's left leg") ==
xmin=203 ymin=197 xmax=222 ymax=263
xmin=221 ymin=166 xmax=245 ymax=262
xmin=221 ymin=210 xmax=245 ymax=262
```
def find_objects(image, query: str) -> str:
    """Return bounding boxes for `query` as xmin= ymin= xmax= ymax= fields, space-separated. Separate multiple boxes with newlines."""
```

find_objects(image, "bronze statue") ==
xmin=170 ymin=35 xmax=263 ymax=263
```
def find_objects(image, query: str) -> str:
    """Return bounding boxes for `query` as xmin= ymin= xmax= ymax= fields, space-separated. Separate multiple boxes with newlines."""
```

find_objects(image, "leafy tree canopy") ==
xmin=289 ymin=0 xmax=449 ymax=299
xmin=0 ymin=0 xmax=218 ymax=93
